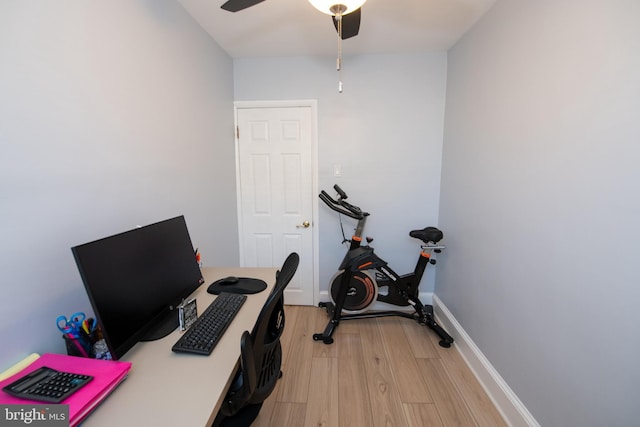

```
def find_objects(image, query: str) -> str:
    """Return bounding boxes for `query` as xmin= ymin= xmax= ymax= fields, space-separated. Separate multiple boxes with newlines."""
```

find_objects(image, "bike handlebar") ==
xmin=319 ymin=187 xmax=368 ymax=220
xmin=333 ymin=184 xmax=347 ymax=200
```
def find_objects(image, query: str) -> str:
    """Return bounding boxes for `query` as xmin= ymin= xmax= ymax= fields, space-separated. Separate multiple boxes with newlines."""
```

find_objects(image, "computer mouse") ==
xmin=219 ymin=276 xmax=239 ymax=285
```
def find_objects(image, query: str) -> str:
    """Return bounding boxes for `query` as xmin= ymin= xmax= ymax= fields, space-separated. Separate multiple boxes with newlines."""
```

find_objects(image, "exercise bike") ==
xmin=313 ymin=185 xmax=454 ymax=348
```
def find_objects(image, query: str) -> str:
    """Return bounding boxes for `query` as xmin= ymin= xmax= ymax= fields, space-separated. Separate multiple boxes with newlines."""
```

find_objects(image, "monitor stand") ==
xmin=140 ymin=311 xmax=179 ymax=342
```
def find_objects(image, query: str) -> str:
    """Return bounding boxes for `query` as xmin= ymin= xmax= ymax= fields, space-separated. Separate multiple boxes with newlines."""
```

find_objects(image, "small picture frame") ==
xmin=178 ymin=298 xmax=198 ymax=331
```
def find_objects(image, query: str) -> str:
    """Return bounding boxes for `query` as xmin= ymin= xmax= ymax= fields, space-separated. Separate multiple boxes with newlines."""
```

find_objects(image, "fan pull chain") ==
xmin=337 ymin=12 xmax=343 ymax=93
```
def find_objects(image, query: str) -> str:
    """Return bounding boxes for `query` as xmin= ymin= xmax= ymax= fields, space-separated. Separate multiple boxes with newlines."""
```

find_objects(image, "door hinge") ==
xmin=236 ymin=126 xmax=239 ymax=139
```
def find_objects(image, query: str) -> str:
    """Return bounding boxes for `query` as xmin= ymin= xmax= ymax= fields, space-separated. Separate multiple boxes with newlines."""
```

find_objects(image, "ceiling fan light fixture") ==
xmin=308 ymin=0 xmax=366 ymax=16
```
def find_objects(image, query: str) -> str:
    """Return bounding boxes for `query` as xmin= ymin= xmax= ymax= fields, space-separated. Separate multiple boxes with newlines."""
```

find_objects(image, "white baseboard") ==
xmin=432 ymin=295 xmax=540 ymax=427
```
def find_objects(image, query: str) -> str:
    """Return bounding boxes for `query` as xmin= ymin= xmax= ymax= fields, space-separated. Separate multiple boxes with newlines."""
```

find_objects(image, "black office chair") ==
xmin=213 ymin=252 xmax=300 ymax=427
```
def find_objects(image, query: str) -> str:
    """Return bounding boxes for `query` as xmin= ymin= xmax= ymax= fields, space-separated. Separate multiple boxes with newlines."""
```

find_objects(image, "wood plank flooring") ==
xmin=251 ymin=305 xmax=507 ymax=427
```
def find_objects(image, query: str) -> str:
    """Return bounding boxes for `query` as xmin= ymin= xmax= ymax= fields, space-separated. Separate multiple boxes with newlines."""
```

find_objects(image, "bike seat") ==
xmin=409 ymin=227 xmax=443 ymax=244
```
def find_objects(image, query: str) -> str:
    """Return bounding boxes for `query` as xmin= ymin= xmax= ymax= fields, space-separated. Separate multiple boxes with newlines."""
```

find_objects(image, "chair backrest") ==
xmin=219 ymin=252 xmax=299 ymax=416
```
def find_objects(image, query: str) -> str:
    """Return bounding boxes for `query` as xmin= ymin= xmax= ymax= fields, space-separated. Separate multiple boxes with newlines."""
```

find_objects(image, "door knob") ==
xmin=296 ymin=220 xmax=311 ymax=228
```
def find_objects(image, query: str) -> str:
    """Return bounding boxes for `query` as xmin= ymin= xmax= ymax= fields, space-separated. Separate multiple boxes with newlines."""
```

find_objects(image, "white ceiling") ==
xmin=177 ymin=0 xmax=497 ymax=58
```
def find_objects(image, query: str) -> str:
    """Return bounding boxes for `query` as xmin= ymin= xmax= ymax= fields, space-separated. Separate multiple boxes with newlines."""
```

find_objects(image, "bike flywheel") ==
xmin=329 ymin=269 xmax=378 ymax=313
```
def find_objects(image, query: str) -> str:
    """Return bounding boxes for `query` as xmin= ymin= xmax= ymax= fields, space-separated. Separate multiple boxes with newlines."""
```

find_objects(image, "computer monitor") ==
xmin=71 ymin=216 xmax=204 ymax=360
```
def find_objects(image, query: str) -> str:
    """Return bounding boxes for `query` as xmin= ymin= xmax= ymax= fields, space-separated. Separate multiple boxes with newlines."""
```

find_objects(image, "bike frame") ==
xmin=314 ymin=186 xmax=453 ymax=347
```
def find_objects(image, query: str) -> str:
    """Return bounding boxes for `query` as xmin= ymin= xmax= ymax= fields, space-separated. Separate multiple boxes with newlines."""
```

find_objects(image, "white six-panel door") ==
xmin=235 ymin=101 xmax=317 ymax=305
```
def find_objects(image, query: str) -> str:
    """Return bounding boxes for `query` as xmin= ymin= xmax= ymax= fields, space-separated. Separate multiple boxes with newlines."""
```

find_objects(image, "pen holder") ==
xmin=63 ymin=333 xmax=94 ymax=358
xmin=62 ymin=325 xmax=112 ymax=360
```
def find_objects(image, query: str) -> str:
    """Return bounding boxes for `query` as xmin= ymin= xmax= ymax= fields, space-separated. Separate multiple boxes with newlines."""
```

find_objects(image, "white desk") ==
xmin=83 ymin=267 xmax=277 ymax=427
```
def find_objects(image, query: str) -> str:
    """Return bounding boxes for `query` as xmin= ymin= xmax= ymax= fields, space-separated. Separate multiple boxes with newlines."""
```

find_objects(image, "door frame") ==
xmin=233 ymin=99 xmax=320 ymax=305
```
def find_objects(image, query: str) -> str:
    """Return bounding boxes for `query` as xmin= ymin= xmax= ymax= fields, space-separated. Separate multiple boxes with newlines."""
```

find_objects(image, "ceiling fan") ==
xmin=220 ymin=0 xmax=365 ymax=40
xmin=220 ymin=0 xmax=366 ymax=92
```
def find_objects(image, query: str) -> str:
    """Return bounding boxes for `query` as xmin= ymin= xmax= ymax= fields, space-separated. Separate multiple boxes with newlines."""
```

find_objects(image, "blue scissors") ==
xmin=56 ymin=312 xmax=86 ymax=337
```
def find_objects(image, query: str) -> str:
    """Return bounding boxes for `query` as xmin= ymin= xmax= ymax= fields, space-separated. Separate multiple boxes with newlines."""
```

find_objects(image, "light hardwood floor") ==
xmin=251 ymin=305 xmax=507 ymax=427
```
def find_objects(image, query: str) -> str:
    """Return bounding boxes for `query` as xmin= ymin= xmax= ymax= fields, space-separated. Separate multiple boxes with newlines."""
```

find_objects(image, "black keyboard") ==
xmin=172 ymin=292 xmax=247 ymax=355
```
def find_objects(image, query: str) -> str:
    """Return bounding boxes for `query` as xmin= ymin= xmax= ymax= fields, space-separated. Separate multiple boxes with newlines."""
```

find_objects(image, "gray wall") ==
xmin=234 ymin=54 xmax=447 ymax=297
xmin=0 ymin=1 xmax=237 ymax=368
xmin=439 ymin=1 xmax=640 ymax=425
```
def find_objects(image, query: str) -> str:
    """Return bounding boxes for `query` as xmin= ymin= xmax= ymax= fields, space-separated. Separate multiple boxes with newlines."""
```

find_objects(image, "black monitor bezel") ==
xmin=71 ymin=215 xmax=204 ymax=360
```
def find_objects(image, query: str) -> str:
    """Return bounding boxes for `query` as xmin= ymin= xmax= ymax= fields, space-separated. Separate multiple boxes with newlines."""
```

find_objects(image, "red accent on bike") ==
xmin=358 ymin=261 xmax=373 ymax=269
xmin=352 ymin=235 xmax=362 ymax=242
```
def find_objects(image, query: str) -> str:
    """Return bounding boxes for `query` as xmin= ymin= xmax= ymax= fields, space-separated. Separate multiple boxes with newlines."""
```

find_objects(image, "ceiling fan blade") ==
xmin=332 ymin=8 xmax=361 ymax=39
xmin=220 ymin=0 xmax=266 ymax=12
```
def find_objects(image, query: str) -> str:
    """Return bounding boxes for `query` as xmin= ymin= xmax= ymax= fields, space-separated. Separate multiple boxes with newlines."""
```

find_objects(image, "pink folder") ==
xmin=0 ymin=353 xmax=131 ymax=426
